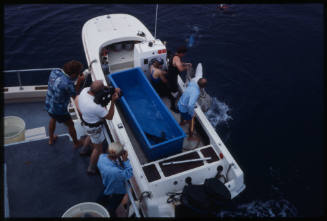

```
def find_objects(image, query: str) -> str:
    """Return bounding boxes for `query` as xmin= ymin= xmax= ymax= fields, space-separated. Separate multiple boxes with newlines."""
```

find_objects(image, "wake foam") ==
xmin=217 ymin=199 xmax=298 ymax=217
xmin=205 ymin=97 xmax=232 ymax=127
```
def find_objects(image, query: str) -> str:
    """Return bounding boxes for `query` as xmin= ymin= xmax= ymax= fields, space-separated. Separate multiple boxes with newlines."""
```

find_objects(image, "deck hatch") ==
xmin=142 ymin=164 xmax=161 ymax=182
xmin=159 ymin=152 xmax=203 ymax=177
xmin=200 ymin=146 xmax=219 ymax=163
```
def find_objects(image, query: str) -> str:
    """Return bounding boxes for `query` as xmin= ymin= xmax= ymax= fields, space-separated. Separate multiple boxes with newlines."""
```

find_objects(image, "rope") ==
xmin=166 ymin=192 xmax=182 ymax=204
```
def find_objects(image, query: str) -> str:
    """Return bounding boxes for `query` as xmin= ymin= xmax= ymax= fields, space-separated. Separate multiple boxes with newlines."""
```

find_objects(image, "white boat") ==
xmin=3 ymin=13 xmax=245 ymax=218
xmin=81 ymin=13 xmax=245 ymax=217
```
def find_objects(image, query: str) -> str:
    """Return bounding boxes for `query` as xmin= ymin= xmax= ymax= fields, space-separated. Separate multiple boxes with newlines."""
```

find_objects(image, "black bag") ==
xmin=181 ymin=184 xmax=211 ymax=211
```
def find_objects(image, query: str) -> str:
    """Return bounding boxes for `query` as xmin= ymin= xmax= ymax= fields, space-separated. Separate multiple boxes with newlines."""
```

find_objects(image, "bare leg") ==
xmin=63 ymin=118 xmax=82 ymax=148
xmin=187 ymin=117 xmax=199 ymax=141
xmin=88 ymin=143 xmax=102 ymax=174
xmin=80 ymin=136 xmax=92 ymax=156
xmin=179 ymin=119 xmax=187 ymax=126
xmin=48 ymin=118 xmax=57 ymax=145
xmin=83 ymin=136 xmax=91 ymax=147
xmin=189 ymin=117 xmax=194 ymax=136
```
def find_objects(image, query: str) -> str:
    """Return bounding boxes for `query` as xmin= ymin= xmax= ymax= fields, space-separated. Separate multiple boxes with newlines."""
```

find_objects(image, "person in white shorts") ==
xmin=75 ymin=80 xmax=121 ymax=174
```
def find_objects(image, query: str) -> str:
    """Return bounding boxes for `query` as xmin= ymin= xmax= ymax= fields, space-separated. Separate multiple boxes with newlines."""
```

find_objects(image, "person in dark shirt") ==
xmin=167 ymin=46 xmax=192 ymax=113
xmin=149 ymin=58 xmax=170 ymax=97
xmin=45 ymin=60 xmax=85 ymax=148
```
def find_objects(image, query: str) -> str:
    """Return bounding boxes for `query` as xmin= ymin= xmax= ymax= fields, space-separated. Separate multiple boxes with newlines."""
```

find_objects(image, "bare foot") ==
xmin=87 ymin=165 xmax=97 ymax=175
xmin=187 ymin=135 xmax=200 ymax=142
xmin=49 ymin=135 xmax=58 ymax=145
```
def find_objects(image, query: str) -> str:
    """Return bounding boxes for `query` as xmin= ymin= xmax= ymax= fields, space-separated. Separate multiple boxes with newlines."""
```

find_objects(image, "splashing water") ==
xmin=205 ymin=97 xmax=232 ymax=127
xmin=186 ymin=25 xmax=200 ymax=48
xmin=217 ymin=199 xmax=298 ymax=217
xmin=187 ymin=34 xmax=194 ymax=48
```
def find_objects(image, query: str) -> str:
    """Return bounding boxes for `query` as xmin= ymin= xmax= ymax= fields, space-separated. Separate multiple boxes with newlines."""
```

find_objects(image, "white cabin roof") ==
xmin=82 ymin=14 xmax=154 ymax=60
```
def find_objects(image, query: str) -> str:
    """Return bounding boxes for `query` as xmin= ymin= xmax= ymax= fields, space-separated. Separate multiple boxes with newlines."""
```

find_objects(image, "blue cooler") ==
xmin=108 ymin=68 xmax=185 ymax=161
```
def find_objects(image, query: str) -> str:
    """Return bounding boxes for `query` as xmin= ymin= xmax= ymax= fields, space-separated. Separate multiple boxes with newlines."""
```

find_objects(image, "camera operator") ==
xmin=75 ymin=80 xmax=121 ymax=175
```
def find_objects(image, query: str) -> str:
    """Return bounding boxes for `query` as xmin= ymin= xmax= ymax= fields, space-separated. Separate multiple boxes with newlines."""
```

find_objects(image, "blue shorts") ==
xmin=180 ymin=112 xmax=193 ymax=121
xmin=48 ymin=112 xmax=71 ymax=123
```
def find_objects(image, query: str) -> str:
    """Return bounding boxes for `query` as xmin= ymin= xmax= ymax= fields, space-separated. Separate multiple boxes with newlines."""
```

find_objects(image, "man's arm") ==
xmin=120 ymin=151 xmax=133 ymax=180
xmin=104 ymin=88 xmax=120 ymax=120
xmin=74 ymin=74 xmax=85 ymax=95
xmin=174 ymin=56 xmax=191 ymax=72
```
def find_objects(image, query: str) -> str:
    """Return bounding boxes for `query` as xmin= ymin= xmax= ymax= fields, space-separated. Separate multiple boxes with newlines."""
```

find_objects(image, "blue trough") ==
xmin=108 ymin=68 xmax=185 ymax=161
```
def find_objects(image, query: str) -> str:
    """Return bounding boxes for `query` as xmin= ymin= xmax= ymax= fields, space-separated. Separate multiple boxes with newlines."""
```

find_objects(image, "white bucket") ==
xmin=62 ymin=202 xmax=110 ymax=218
xmin=4 ymin=116 xmax=26 ymax=144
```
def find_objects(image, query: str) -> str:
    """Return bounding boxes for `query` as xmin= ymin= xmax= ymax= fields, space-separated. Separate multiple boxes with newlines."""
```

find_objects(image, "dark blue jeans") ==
xmin=96 ymin=190 xmax=124 ymax=218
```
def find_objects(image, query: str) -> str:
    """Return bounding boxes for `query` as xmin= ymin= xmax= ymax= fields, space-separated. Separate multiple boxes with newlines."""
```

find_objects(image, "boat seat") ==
xmin=109 ymin=61 xmax=134 ymax=72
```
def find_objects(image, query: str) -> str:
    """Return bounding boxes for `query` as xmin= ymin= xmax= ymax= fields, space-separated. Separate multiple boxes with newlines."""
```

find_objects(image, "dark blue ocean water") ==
xmin=4 ymin=4 xmax=324 ymax=217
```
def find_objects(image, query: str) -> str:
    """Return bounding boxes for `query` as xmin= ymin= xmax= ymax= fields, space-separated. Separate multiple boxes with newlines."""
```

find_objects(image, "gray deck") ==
xmin=4 ymin=101 xmax=67 ymax=136
xmin=4 ymin=135 xmax=104 ymax=217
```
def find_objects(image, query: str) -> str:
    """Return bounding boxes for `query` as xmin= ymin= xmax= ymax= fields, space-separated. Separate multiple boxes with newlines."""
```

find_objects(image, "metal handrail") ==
xmin=3 ymin=68 xmax=61 ymax=90
xmin=126 ymin=180 xmax=141 ymax=217
xmin=3 ymin=68 xmax=60 ymax=73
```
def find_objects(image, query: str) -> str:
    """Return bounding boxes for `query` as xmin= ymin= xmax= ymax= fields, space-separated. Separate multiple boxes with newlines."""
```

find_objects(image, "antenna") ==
xmin=154 ymin=4 xmax=158 ymax=39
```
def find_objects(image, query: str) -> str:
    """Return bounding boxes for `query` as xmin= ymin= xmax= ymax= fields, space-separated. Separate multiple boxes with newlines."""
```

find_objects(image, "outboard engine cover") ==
xmin=179 ymin=177 xmax=234 ymax=217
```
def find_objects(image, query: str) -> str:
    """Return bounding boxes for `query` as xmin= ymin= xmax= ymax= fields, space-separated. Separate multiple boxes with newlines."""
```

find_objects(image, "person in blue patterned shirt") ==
xmin=45 ymin=60 xmax=85 ymax=148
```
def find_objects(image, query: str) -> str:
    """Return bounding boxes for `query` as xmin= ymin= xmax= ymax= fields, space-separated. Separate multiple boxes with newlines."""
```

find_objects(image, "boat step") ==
xmin=25 ymin=126 xmax=46 ymax=141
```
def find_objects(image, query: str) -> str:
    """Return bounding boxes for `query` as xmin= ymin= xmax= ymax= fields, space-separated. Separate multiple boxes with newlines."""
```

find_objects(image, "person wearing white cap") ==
xmin=96 ymin=142 xmax=133 ymax=217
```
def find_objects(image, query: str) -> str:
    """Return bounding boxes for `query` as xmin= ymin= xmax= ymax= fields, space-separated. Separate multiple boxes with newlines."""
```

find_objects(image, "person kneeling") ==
xmin=97 ymin=143 xmax=133 ymax=217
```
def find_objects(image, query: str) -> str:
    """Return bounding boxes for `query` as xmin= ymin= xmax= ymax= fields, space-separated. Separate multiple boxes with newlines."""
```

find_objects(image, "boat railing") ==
xmin=3 ymin=68 xmax=61 ymax=89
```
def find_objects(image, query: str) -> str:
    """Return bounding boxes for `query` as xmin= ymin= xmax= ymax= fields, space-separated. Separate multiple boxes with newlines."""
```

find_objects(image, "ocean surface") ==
xmin=4 ymin=4 xmax=324 ymax=217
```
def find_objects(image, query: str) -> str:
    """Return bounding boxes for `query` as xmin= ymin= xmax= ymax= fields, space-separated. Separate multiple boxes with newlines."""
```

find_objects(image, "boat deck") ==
xmin=4 ymin=101 xmax=67 ymax=136
xmin=4 ymin=135 xmax=104 ymax=217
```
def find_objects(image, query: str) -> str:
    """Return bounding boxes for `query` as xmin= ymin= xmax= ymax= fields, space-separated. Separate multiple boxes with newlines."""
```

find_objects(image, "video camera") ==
xmin=93 ymin=85 xmax=122 ymax=107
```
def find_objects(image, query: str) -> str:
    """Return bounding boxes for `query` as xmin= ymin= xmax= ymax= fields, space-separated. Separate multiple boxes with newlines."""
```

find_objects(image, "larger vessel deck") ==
xmin=4 ymin=134 xmax=104 ymax=217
